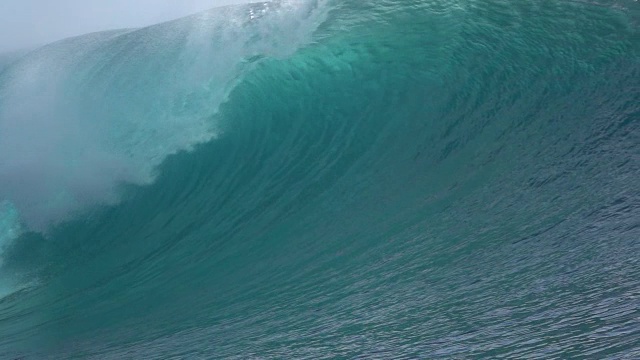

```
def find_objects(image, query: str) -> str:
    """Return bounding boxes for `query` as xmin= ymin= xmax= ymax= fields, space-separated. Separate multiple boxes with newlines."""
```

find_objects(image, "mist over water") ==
xmin=0 ymin=1 xmax=326 ymax=231
xmin=0 ymin=0 xmax=639 ymax=358
xmin=0 ymin=0 xmax=260 ymax=51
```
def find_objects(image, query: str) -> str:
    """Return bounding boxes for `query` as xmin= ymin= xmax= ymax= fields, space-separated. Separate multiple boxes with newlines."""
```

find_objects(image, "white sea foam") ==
xmin=0 ymin=201 xmax=22 ymax=297
xmin=0 ymin=0 xmax=328 ymax=232
xmin=0 ymin=201 xmax=21 ymax=261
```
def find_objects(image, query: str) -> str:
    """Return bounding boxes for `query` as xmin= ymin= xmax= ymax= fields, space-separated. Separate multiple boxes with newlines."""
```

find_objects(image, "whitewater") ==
xmin=0 ymin=0 xmax=639 ymax=358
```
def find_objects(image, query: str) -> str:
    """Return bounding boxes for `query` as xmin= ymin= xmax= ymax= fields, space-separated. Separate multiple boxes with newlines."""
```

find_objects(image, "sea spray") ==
xmin=0 ymin=0 xmax=328 ymax=232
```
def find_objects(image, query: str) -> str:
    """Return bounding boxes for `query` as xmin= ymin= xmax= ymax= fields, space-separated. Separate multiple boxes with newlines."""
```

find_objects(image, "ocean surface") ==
xmin=0 ymin=0 xmax=639 ymax=358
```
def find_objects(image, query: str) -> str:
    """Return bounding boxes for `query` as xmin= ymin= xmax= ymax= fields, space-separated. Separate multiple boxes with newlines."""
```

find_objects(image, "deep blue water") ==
xmin=0 ymin=0 xmax=639 ymax=358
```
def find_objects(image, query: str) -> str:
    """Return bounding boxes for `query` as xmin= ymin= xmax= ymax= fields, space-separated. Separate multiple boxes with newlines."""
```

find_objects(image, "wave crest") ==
xmin=0 ymin=0 xmax=328 ymax=231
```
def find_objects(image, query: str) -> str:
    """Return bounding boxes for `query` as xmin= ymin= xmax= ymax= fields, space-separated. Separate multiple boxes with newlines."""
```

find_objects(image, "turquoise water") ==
xmin=1 ymin=0 xmax=639 ymax=358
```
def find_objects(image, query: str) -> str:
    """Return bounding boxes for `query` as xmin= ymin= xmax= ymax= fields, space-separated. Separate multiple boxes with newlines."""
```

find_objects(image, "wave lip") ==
xmin=0 ymin=0 xmax=329 ymax=233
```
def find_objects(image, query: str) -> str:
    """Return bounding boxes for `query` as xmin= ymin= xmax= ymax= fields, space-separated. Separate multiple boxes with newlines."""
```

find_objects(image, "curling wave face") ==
xmin=0 ymin=0 xmax=327 ymax=232
xmin=0 ymin=0 xmax=639 ymax=358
